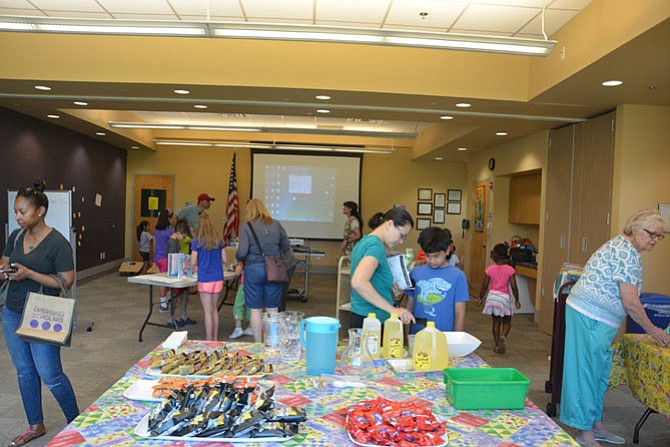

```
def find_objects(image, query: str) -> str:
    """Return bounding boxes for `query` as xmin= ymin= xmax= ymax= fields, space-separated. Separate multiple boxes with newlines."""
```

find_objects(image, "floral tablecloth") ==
xmin=47 ymin=341 xmax=579 ymax=447
xmin=611 ymin=334 xmax=670 ymax=417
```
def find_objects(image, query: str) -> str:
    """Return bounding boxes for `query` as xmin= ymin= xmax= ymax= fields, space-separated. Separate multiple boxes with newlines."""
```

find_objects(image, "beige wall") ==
xmin=613 ymin=104 xmax=670 ymax=294
xmin=125 ymin=148 xmax=469 ymax=269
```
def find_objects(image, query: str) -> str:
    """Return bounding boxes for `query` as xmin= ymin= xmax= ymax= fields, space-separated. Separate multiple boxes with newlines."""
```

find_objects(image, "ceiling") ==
xmin=1 ymin=0 xmax=668 ymax=161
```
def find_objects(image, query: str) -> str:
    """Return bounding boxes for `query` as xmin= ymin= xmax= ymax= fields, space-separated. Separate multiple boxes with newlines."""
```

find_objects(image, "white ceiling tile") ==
xmin=97 ymin=0 xmax=175 ymax=15
xmin=385 ymin=0 xmax=467 ymax=30
xmin=0 ymin=0 xmax=34 ymax=8
xmin=0 ymin=8 xmax=46 ymax=16
xmin=30 ymin=0 xmax=105 ymax=12
xmin=549 ymin=0 xmax=593 ymax=10
xmin=517 ymin=8 xmax=578 ymax=37
xmin=471 ymin=0 xmax=547 ymax=6
xmin=454 ymin=4 xmax=540 ymax=33
xmin=317 ymin=0 xmax=392 ymax=24
xmin=111 ymin=12 xmax=180 ymax=20
xmin=242 ymin=0 xmax=313 ymax=21
xmin=168 ymin=0 xmax=243 ymax=17
xmin=42 ymin=10 xmax=113 ymax=18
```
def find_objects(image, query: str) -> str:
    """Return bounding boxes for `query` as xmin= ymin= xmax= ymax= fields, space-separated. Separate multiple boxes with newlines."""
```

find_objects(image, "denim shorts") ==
xmin=243 ymin=262 xmax=282 ymax=309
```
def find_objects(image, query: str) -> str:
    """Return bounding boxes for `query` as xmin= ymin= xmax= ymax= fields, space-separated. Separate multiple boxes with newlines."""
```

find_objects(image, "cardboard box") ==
xmin=119 ymin=261 xmax=143 ymax=276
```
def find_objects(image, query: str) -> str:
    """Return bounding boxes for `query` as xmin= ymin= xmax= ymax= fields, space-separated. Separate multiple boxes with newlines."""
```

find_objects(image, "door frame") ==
xmin=131 ymin=174 xmax=175 ymax=261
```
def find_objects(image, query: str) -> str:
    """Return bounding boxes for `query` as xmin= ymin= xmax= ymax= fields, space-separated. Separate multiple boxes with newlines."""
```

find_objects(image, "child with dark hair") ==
xmin=136 ymin=220 xmax=152 ymax=274
xmin=479 ymin=242 xmax=520 ymax=354
xmin=166 ymin=220 xmax=195 ymax=327
xmin=407 ymin=227 xmax=469 ymax=334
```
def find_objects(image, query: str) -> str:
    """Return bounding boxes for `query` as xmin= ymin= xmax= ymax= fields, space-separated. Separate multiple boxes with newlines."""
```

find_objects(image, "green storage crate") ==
xmin=443 ymin=368 xmax=530 ymax=410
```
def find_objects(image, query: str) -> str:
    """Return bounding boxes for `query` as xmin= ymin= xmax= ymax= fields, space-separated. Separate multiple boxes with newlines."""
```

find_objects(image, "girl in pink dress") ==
xmin=479 ymin=243 xmax=520 ymax=353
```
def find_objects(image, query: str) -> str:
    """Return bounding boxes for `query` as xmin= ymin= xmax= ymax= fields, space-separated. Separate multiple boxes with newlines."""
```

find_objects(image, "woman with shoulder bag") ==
xmin=235 ymin=198 xmax=290 ymax=343
xmin=1 ymin=182 xmax=79 ymax=447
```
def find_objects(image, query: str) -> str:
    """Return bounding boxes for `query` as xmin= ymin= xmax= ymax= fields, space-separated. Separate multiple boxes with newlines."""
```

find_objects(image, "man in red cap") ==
xmin=177 ymin=193 xmax=215 ymax=234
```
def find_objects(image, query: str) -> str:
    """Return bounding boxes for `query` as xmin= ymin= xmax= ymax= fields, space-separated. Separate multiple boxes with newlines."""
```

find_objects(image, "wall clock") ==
xmin=488 ymin=157 xmax=496 ymax=171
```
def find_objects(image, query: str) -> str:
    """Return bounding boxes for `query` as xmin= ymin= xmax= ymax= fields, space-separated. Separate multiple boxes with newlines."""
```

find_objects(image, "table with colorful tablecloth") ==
xmin=47 ymin=341 xmax=579 ymax=447
xmin=610 ymin=333 xmax=670 ymax=443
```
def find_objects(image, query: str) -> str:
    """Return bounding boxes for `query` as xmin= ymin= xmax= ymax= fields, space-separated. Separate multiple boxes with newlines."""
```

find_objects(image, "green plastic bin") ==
xmin=443 ymin=368 xmax=530 ymax=410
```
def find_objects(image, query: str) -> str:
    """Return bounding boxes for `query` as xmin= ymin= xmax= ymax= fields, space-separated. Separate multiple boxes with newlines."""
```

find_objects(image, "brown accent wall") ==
xmin=0 ymin=107 xmax=127 ymax=271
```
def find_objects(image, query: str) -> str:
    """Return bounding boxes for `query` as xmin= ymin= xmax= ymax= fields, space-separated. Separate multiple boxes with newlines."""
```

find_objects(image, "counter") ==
xmin=514 ymin=262 xmax=537 ymax=314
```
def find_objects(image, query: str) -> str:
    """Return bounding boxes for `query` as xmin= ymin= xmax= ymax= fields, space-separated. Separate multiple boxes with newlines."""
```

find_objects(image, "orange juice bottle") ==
xmin=382 ymin=313 xmax=403 ymax=359
xmin=413 ymin=321 xmax=449 ymax=371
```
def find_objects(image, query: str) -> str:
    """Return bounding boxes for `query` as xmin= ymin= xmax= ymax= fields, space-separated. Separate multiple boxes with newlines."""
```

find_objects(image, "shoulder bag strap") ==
xmin=246 ymin=222 xmax=266 ymax=257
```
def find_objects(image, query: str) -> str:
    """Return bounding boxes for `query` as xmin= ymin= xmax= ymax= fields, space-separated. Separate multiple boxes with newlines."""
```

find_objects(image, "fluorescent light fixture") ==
xmin=455 ymin=103 xmax=471 ymax=108
xmin=153 ymin=139 xmax=393 ymax=154
xmin=47 ymin=114 xmax=60 ymax=119
xmin=194 ymin=104 xmax=208 ymax=109
xmin=435 ymin=156 xmax=444 ymax=160
xmin=0 ymin=18 xmax=557 ymax=56
xmin=35 ymin=85 xmax=51 ymax=91
xmin=457 ymin=147 xmax=467 ymax=151
xmin=602 ymin=80 xmax=623 ymax=87
xmin=74 ymin=101 xmax=88 ymax=106
xmin=109 ymin=122 xmax=261 ymax=132
xmin=131 ymin=146 xmax=140 ymax=149
xmin=440 ymin=115 xmax=454 ymax=120
xmin=315 ymin=95 xmax=331 ymax=100
xmin=316 ymin=109 xmax=330 ymax=113
xmin=96 ymin=132 xmax=106 ymax=136
xmin=495 ymin=132 xmax=508 ymax=136
xmin=173 ymin=89 xmax=190 ymax=95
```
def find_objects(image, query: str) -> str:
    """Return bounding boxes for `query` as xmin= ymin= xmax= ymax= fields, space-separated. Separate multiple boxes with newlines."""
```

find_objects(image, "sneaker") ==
xmin=181 ymin=317 xmax=197 ymax=325
xmin=229 ymin=327 xmax=244 ymax=339
xmin=159 ymin=302 xmax=168 ymax=313
xmin=243 ymin=327 xmax=254 ymax=336
xmin=166 ymin=320 xmax=180 ymax=329
xmin=593 ymin=429 xmax=625 ymax=445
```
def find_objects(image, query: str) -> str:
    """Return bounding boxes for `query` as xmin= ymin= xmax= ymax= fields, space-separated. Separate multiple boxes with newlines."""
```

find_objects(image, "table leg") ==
xmin=303 ymin=254 xmax=310 ymax=302
xmin=633 ymin=407 xmax=656 ymax=444
xmin=217 ymin=276 xmax=239 ymax=311
xmin=139 ymin=284 xmax=154 ymax=342
xmin=168 ymin=289 xmax=180 ymax=329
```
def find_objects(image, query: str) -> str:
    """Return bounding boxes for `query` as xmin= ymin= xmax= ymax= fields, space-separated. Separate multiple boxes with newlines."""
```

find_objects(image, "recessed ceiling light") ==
xmin=316 ymin=109 xmax=331 ymax=113
xmin=74 ymin=101 xmax=88 ymax=106
xmin=315 ymin=95 xmax=331 ymax=100
xmin=435 ymin=156 xmax=444 ymax=160
xmin=174 ymin=89 xmax=190 ymax=95
xmin=35 ymin=85 xmax=51 ymax=91
xmin=131 ymin=146 xmax=139 ymax=150
xmin=457 ymin=147 xmax=467 ymax=151
xmin=96 ymin=132 xmax=106 ymax=136
xmin=455 ymin=103 xmax=471 ymax=108
xmin=194 ymin=104 xmax=208 ymax=109
xmin=47 ymin=114 xmax=60 ymax=119
xmin=602 ymin=80 xmax=623 ymax=87
xmin=496 ymin=132 xmax=508 ymax=136
xmin=440 ymin=115 xmax=454 ymax=120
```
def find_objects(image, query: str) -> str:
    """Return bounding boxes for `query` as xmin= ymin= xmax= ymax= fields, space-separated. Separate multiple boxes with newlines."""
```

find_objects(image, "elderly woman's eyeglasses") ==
xmin=644 ymin=229 xmax=665 ymax=240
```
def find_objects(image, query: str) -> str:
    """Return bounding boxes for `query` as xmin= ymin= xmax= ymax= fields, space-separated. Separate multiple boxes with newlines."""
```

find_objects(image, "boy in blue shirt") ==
xmin=407 ymin=227 xmax=469 ymax=334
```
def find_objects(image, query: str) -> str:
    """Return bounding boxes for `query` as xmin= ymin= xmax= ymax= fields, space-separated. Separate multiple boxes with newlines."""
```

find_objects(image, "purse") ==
xmin=14 ymin=273 xmax=75 ymax=347
xmin=246 ymin=222 xmax=289 ymax=284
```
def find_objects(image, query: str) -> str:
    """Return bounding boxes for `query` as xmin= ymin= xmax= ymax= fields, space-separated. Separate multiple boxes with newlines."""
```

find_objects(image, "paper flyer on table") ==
xmin=387 ymin=253 xmax=412 ymax=290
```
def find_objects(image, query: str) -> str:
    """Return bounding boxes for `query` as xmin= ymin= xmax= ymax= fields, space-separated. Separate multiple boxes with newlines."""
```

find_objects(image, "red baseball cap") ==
xmin=197 ymin=193 xmax=215 ymax=202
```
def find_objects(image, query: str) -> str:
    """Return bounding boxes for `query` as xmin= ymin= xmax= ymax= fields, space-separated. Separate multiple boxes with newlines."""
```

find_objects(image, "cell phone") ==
xmin=0 ymin=266 xmax=18 ymax=274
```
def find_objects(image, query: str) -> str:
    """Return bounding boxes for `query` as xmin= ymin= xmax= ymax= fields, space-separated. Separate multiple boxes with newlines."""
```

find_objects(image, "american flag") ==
xmin=222 ymin=153 xmax=239 ymax=244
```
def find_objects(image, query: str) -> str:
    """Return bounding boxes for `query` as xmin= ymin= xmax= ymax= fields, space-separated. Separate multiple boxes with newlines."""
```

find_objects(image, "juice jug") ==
xmin=382 ymin=313 xmax=403 ymax=359
xmin=362 ymin=313 xmax=381 ymax=359
xmin=413 ymin=321 xmax=449 ymax=371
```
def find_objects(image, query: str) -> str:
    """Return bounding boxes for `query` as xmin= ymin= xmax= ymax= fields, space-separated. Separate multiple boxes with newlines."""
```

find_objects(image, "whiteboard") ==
xmin=6 ymin=190 xmax=72 ymax=244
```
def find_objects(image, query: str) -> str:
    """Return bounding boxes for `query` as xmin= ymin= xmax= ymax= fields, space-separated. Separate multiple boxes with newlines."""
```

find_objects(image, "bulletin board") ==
xmin=6 ymin=190 xmax=73 ymax=244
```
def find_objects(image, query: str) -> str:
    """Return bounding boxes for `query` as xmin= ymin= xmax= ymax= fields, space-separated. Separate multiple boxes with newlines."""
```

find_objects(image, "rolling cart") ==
xmin=545 ymin=280 xmax=576 ymax=417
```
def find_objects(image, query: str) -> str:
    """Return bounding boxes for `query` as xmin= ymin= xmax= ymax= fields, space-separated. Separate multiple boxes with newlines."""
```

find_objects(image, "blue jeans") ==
xmin=243 ymin=262 xmax=282 ymax=309
xmin=2 ymin=306 xmax=79 ymax=424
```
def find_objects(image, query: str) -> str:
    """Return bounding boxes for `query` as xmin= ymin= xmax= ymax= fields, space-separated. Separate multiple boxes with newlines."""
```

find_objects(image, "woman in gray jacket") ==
xmin=235 ymin=198 xmax=290 ymax=342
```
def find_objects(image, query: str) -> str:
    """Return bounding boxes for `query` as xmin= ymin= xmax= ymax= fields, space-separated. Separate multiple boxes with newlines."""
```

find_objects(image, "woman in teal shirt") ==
xmin=350 ymin=207 xmax=415 ymax=328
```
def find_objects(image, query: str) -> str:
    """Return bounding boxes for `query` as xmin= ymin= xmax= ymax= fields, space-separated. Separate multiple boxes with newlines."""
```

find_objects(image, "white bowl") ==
xmin=443 ymin=332 xmax=481 ymax=358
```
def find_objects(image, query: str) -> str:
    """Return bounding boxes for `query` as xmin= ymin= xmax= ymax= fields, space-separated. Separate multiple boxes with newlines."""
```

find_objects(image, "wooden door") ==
xmin=469 ymin=181 xmax=488 ymax=296
xmin=132 ymin=175 xmax=174 ymax=261
xmin=539 ymin=125 xmax=575 ymax=334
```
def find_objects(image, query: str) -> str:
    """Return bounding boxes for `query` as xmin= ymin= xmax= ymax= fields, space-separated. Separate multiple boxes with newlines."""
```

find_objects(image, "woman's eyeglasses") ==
xmin=644 ymin=229 xmax=665 ymax=240
xmin=395 ymin=225 xmax=408 ymax=241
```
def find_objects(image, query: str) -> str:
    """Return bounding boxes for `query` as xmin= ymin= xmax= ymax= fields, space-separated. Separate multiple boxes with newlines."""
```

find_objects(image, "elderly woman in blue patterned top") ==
xmin=560 ymin=209 xmax=670 ymax=447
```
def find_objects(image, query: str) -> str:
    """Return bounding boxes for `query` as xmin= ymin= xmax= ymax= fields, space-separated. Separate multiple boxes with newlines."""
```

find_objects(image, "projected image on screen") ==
xmin=252 ymin=151 xmax=361 ymax=240
xmin=264 ymin=165 xmax=335 ymax=223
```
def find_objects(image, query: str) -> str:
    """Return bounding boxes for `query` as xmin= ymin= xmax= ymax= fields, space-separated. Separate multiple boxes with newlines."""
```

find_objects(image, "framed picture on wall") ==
xmin=447 ymin=202 xmax=462 ymax=215
xmin=416 ymin=218 xmax=431 ymax=230
xmin=447 ymin=189 xmax=462 ymax=202
xmin=418 ymin=202 xmax=432 ymax=215
xmin=418 ymin=188 xmax=433 ymax=201
xmin=434 ymin=208 xmax=445 ymax=224
xmin=434 ymin=193 xmax=446 ymax=208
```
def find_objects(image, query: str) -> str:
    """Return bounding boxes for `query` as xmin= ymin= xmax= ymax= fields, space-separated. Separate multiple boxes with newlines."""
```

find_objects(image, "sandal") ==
xmin=498 ymin=336 xmax=506 ymax=354
xmin=9 ymin=423 xmax=46 ymax=447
